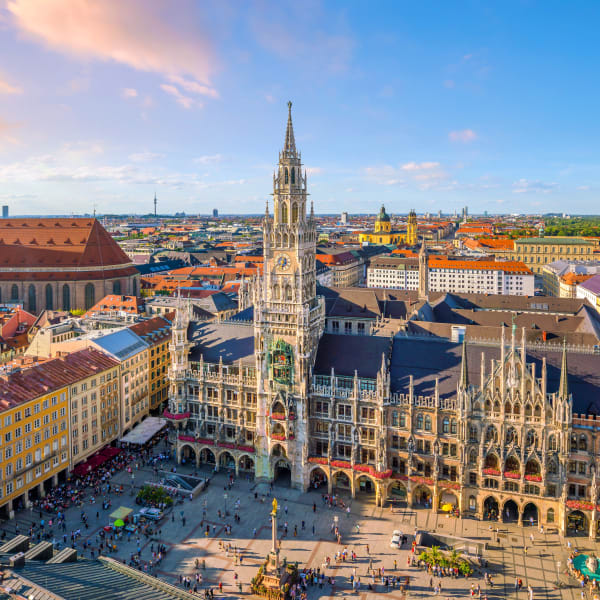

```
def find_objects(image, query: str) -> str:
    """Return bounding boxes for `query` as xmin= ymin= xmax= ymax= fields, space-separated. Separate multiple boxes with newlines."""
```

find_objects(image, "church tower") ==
xmin=253 ymin=102 xmax=325 ymax=489
xmin=406 ymin=209 xmax=418 ymax=246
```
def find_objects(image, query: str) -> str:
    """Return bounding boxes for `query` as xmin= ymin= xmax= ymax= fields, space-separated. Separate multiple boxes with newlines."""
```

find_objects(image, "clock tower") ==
xmin=253 ymin=102 xmax=325 ymax=489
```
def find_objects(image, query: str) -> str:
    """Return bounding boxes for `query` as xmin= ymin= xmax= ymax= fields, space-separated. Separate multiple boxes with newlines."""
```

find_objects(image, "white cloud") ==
xmin=128 ymin=152 xmax=165 ymax=162
xmin=366 ymin=161 xmax=448 ymax=189
xmin=194 ymin=154 xmax=223 ymax=165
xmin=167 ymin=75 xmax=218 ymax=99
xmin=160 ymin=83 xmax=199 ymax=109
xmin=264 ymin=94 xmax=276 ymax=104
xmin=364 ymin=165 xmax=405 ymax=186
xmin=512 ymin=179 xmax=558 ymax=194
xmin=577 ymin=185 xmax=591 ymax=191
xmin=449 ymin=129 xmax=477 ymax=143
xmin=122 ymin=88 xmax=138 ymax=98
xmin=6 ymin=0 xmax=218 ymax=96
xmin=306 ymin=166 xmax=322 ymax=175
xmin=0 ymin=76 xmax=23 ymax=95
xmin=401 ymin=161 xmax=440 ymax=171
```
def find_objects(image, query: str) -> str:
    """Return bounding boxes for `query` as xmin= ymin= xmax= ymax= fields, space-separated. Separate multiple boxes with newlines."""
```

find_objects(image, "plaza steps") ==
xmin=0 ymin=534 xmax=30 ymax=553
xmin=24 ymin=541 xmax=55 ymax=561
xmin=46 ymin=547 xmax=78 ymax=563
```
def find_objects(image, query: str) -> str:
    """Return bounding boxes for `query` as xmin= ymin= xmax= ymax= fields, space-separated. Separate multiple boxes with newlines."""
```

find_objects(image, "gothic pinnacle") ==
xmin=283 ymin=100 xmax=296 ymax=154
xmin=559 ymin=338 xmax=569 ymax=399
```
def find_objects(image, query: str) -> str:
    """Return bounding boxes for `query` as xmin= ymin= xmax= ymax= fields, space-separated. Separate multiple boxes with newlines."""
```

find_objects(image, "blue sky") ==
xmin=0 ymin=0 xmax=598 ymax=215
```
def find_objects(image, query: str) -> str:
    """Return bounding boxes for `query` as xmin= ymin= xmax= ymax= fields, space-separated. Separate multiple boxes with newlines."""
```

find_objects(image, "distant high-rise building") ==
xmin=340 ymin=211 xmax=348 ymax=224
xmin=462 ymin=206 xmax=468 ymax=220
xmin=213 ymin=209 xmax=218 ymax=218
xmin=438 ymin=210 xmax=442 ymax=219
xmin=2 ymin=205 xmax=8 ymax=218
xmin=484 ymin=210 xmax=488 ymax=217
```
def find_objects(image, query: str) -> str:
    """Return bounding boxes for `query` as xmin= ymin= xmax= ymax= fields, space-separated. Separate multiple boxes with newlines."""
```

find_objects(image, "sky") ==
xmin=0 ymin=0 xmax=599 ymax=216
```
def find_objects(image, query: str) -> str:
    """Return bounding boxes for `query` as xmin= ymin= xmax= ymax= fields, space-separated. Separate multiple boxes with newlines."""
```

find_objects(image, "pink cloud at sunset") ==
xmin=6 ymin=0 xmax=218 ymax=97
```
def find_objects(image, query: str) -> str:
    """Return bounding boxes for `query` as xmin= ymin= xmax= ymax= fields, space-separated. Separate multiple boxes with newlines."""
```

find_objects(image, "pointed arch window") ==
xmin=281 ymin=203 xmax=288 ymax=223
xmin=424 ymin=415 xmax=432 ymax=431
xmin=416 ymin=413 xmax=423 ymax=429
xmin=133 ymin=278 xmax=138 ymax=296
xmin=62 ymin=284 xmax=71 ymax=311
xmin=28 ymin=284 xmax=36 ymax=313
xmin=113 ymin=280 xmax=121 ymax=295
xmin=11 ymin=284 xmax=19 ymax=301
xmin=284 ymin=168 xmax=289 ymax=184
xmin=84 ymin=283 xmax=95 ymax=310
xmin=291 ymin=168 xmax=295 ymax=184
xmin=292 ymin=202 xmax=298 ymax=223
xmin=45 ymin=284 xmax=53 ymax=310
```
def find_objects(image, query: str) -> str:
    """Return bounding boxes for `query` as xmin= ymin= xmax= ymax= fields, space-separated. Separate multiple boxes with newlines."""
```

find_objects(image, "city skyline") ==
xmin=0 ymin=1 xmax=599 ymax=215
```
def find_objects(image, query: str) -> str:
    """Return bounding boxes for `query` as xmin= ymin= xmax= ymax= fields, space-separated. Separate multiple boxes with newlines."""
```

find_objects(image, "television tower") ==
xmin=154 ymin=191 xmax=157 ymax=218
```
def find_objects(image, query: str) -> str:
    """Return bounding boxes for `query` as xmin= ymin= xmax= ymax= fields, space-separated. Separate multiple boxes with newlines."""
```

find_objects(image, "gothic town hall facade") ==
xmin=166 ymin=104 xmax=600 ymax=538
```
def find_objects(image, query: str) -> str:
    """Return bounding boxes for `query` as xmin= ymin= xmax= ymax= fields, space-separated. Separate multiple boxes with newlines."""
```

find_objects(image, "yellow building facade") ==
xmin=0 ymin=367 xmax=70 ymax=519
xmin=510 ymin=237 xmax=599 ymax=274
xmin=129 ymin=316 xmax=172 ymax=415
xmin=359 ymin=206 xmax=418 ymax=246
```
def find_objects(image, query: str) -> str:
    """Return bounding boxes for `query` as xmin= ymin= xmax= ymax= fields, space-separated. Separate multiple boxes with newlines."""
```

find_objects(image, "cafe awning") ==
xmin=109 ymin=506 xmax=133 ymax=522
xmin=120 ymin=417 xmax=167 ymax=445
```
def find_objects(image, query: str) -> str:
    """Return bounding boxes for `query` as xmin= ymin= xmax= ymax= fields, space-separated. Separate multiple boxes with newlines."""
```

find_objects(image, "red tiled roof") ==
xmin=0 ymin=218 xmax=134 ymax=272
xmin=0 ymin=348 xmax=119 ymax=411
xmin=429 ymin=259 xmax=531 ymax=274
xmin=84 ymin=294 xmax=140 ymax=317
xmin=129 ymin=316 xmax=171 ymax=345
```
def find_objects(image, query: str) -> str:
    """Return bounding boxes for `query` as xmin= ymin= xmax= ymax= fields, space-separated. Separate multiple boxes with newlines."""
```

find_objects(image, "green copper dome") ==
xmin=377 ymin=204 xmax=390 ymax=222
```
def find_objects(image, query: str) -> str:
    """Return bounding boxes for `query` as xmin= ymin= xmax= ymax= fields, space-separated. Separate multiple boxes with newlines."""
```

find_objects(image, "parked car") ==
xmin=390 ymin=530 xmax=402 ymax=548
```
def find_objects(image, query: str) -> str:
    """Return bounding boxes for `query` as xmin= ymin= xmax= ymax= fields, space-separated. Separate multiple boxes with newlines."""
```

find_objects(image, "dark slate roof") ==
xmin=195 ymin=291 xmax=237 ymax=313
xmin=229 ymin=306 xmax=254 ymax=322
xmin=18 ymin=559 xmax=190 ymax=600
xmin=189 ymin=321 xmax=254 ymax=365
xmin=136 ymin=259 xmax=184 ymax=275
xmin=314 ymin=333 xmax=391 ymax=378
xmin=390 ymin=337 xmax=600 ymax=414
xmin=581 ymin=274 xmax=600 ymax=295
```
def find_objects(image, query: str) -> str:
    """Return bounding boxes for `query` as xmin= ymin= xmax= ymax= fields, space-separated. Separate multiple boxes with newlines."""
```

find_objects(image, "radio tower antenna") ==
xmin=153 ymin=191 xmax=157 ymax=218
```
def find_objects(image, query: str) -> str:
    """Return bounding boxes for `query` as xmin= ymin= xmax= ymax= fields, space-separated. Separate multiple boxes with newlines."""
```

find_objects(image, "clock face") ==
xmin=276 ymin=255 xmax=289 ymax=270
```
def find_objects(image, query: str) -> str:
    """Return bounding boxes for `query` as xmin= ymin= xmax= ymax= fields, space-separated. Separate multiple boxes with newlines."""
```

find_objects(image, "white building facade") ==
xmin=367 ymin=257 xmax=534 ymax=296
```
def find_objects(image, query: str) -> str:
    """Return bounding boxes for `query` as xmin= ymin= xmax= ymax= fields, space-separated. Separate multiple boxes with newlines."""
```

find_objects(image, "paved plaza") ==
xmin=1 ymin=455 xmax=596 ymax=600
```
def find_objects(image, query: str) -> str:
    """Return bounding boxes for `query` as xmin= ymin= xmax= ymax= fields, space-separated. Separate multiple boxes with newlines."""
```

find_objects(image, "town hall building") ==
xmin=165 ymin=103 xmax=600 ymax=539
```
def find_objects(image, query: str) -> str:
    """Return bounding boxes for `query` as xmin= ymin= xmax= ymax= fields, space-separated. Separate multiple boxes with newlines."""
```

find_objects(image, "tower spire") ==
xmin=283 ymin=101 xmax=296 ymax=155
xmin=559 ymin=338 xmax=569 ymax=399
xmin=459 ymin=338 xmax=469 ymax=390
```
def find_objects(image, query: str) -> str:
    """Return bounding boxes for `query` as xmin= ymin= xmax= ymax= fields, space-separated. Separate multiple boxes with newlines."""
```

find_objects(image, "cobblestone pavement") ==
xmin=3 ymin=457 xmax=596 ymax=600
